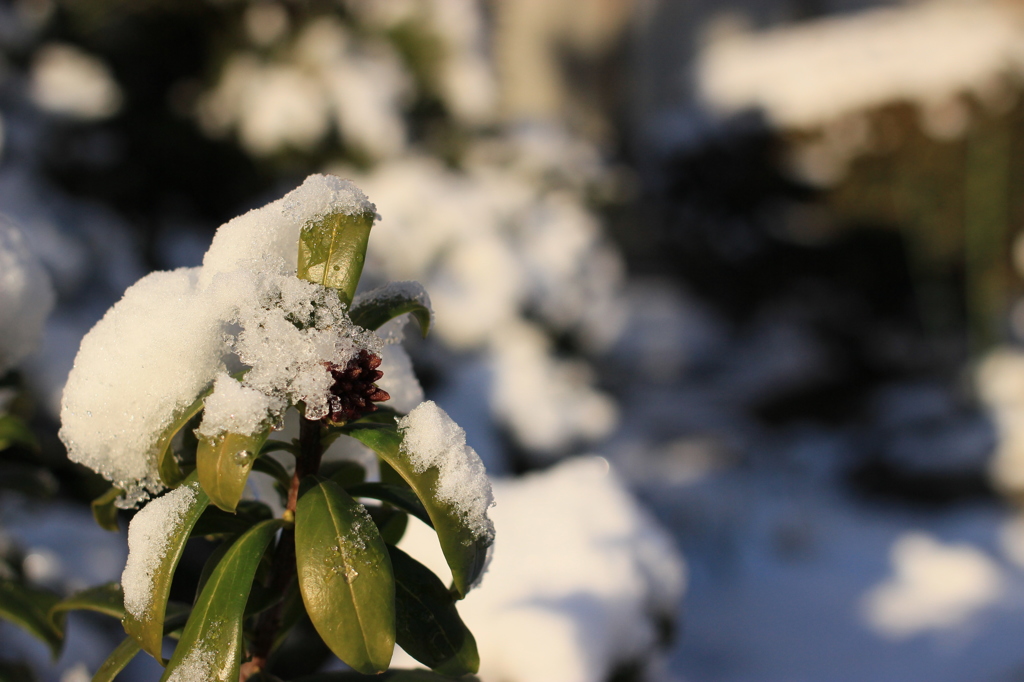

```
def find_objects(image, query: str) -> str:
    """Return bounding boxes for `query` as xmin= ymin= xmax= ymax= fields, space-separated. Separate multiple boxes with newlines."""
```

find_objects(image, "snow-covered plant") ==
xmin=46 ymin=175 xmax=494 ymax=680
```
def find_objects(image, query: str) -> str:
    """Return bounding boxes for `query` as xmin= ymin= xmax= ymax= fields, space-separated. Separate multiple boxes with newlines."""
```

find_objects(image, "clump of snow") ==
xmin=397 ymin=401 xmax=495 ymax=541
xmin=861 ymin=532 xmax=1005 ymax=639
xmin=59 ymin=175 xmax=389 ymax=506
xmin=198 ymin=16 xmax=410 ymax=160
xmin=396 ymin=457 xmax=685 ymax=682
xmin=197 ymin=54 xmax=330 ymax=157
xmin=196 ymin=373 xmax=284 ymax=439
xmin=0 ymin=220 xmax=55 ymax=375
xmin=698 ymin=1 xmax=1024 ymax=131
xmin=121 ymin=482 xmax=200 ymax=620
xmin=229 ymin=272 xmax=382 ymax=422
xmin=283 ymin=173 xmax=376 ymax=223
xmin=29 ymin=43 xmax=122 ymax=120
xmin=491 ymin=320 xmax=618 ymax=453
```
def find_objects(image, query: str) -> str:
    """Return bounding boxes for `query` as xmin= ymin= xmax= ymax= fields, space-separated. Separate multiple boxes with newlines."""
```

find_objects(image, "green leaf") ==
xmin=350 ymin=283 xmax=432 ymax=338
xmin=154 ymin=388 xmax=211 ymax=487
xmin=50 ymin=583 xmax=124 ymax=626
xmin=197 ymin=427 xmax=272 ymax=513
xmin=347 ymin=483 xmax=432 ymax=528
xmin=297 ymin=210 xmax=376 ymax=307
xmin=0 ymin=579 xmax=64 ymax=658
xmin=295 ymin=479 xmax=395 ymax=674
xmin=343 ymin=424 xmax=491 ymax=598
xmin=93 ymin=635 xmax=141 ymax=682
xmin=123 ymin=476 xmax=210 ymax=662
xmin=160 ymin=520 xmax=283 ymax=682
xmin=388 ymin=545 xmax=478 ymax=675
xmin=91 ymin=487 xmax=122 ymax=532
xmin=0 ymin=414 xmax=37 ymax=452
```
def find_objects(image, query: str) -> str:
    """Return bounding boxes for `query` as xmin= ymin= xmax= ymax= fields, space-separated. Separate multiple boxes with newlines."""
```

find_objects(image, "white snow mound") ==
xmin=59 ymin=175 xmax=390 ymax=507
xmin=397 ymin=456 xmax=685 ymax=682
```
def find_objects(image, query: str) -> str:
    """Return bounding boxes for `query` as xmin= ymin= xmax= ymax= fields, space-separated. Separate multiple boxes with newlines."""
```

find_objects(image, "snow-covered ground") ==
xmin=656 ymin=461 xmax=1024 ymax=682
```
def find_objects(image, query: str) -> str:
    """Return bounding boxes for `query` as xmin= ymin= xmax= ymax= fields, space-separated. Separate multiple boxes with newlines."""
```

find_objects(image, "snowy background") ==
xmin=5 ymin=0 xmax=1024 ymax=680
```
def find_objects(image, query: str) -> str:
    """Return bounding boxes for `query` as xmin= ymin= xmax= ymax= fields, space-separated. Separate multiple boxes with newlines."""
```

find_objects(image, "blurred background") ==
xmin=7 ymin=0 xmax=1024 ymax=680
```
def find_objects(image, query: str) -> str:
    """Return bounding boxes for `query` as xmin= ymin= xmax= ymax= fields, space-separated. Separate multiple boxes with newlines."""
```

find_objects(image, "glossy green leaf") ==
xmin=297 ymin=210 xmax=376 ymax=306
xmin=343 ymin=424 xmax=491 ymax=598
xmin=160 ymin=519 xmax=283 ymax=682
xmin=93 ymin=635 xmax=141 ymax=682
xmin=388 ymin=545 xmax=478 ymax=675
xmin=0 ymin=579 xmax=64 ymax=658
xmin=123 ymin=477 xmax=210 ymax=662
xmin=349 ymin=283 xmax=432 ymax=338
xmin=197 ymin=426 xmax=273 ymax=513
xmin=295 ymin=480 xmax=395 ymax=674
xmin=0 ymin=414 xmax=37 ymax=452
xmin=154 ymin=388 xmax=211 ymax=487
xmin=347 ymin=483 xmax=432 ymax=528
xmin=91 ymin=487 xmax=122 ymax=532
xmin=50 ymin=583 xmax=124 ymax=627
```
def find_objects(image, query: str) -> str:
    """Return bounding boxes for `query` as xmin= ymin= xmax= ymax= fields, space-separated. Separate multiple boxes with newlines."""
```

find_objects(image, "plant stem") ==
xmin=242 ymin=416 xmax=323 ymax=680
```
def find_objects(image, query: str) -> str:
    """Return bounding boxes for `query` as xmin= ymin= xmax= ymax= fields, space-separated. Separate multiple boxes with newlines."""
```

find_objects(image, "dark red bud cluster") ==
xmin=325 ymin=349 xmax=390 ymax=423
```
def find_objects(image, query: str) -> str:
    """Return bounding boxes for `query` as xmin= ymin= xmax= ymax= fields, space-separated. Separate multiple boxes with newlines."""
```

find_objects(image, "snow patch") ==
xmin=197 ymin=373 xmax=284 ymax=439
xmin=121 ymin=483 xmax=200 ymax=620
xmin=698 ymin=2 xmax=1024 ymax=130
xmin=397 ymin=401 xmax=495 ymax=542
xmin=861 ymin=532 xmax=1005 ymax=638
xmin=397 ymin=457 xmax=685 ymax=682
